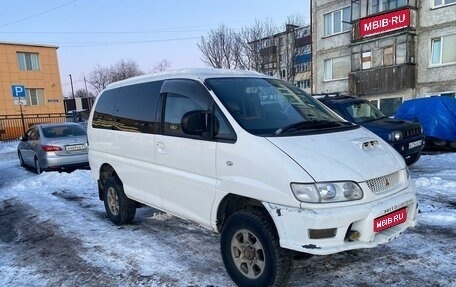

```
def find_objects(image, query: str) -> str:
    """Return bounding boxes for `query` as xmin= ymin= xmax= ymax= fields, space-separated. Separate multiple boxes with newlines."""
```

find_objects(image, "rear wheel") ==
xmin=34 ymin=157 xmax=42 ymax=174
xmin=103 ymin=177 xmax=136 ymax=225
xmin=221 ymin=209 xmax=293 ymax=287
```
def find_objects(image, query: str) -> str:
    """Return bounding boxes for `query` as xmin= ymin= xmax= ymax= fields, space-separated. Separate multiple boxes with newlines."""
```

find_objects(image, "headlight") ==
xmin=389 ymin=131 xmax=403 ymax=142
xmin=291 ymin=182 xmax=363 ymax=203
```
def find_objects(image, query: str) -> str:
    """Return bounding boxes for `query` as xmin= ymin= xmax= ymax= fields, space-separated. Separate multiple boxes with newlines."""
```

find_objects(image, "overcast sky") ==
xmin=1 ymin=0 xmax=310 ymax=96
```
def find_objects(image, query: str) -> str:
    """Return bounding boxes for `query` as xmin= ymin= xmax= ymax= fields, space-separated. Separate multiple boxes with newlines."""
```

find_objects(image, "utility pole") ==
xmin=69 ymin=74 xmax=76 ymax=121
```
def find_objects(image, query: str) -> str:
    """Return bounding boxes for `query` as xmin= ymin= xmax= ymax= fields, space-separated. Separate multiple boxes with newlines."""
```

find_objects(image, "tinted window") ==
xmin=161 ymin=80 xmax=212 ymax=138
xmin=214 ymin=105 xmax=236 ymax=142
xmin=92 ymin=81 xmax=163 ymax=133
xmin=113 ymin=81 xmax=162 ymax=133
xmin=92 ymin=89 xmax=118 ymax=129
xmin=42 ymin=125 xmax=86 ymax=138
xmin=163 ymin=93 xmax=207 ymax=136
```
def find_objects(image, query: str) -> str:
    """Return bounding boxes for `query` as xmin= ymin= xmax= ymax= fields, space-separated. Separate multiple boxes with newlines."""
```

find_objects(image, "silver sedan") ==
xmin=17 ymin=122 xmax=89 ymax=174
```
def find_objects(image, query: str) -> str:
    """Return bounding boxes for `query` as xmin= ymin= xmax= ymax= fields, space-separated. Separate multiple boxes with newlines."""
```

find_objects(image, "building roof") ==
xmin=0 ymin=41 xmax=59 ymax=49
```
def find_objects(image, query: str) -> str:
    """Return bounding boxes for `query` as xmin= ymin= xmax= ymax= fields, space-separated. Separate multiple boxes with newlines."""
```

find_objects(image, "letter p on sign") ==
xmin=12 ymin=85 xmax=26 ymax=97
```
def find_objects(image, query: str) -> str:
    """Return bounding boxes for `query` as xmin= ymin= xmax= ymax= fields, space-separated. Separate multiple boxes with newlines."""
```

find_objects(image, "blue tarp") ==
xmin=395 ymin=97 xmax=456 ymax=141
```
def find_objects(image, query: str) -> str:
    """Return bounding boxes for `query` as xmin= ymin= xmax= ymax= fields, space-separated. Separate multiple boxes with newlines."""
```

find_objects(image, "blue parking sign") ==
xmin=12 ymin=85 xmax=26 ymax=97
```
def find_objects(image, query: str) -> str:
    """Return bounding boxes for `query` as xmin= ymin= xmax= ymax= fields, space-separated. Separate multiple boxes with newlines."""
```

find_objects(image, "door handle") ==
xmin=156 ymin=141 xmax=166 ymax=154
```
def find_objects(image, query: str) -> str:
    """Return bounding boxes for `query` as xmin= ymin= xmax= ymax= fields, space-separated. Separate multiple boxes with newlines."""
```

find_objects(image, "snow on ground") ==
xmin=0 ymin=141 xmax=455 ymax=287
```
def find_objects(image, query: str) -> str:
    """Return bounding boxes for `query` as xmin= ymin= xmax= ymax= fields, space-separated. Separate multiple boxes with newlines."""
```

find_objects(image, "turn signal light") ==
xmin=41 ymin=145 xmax=62 ymax=152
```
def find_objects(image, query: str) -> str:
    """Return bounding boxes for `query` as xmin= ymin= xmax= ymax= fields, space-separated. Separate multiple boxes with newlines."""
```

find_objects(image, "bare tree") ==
xmin=87 ymin=64 xmax=112 ymax=94
xmin=198 ymin=25 xmax=238 ymax=69
xmin=87 ymin=59 xmax=143 ymax=93
xmin=239 ymin=19 xmax=279 ymax=71
xmin=110 ymin=59 xmax=143 ymax=83
xmin=152 ymin=59 xmax=171 ymax=73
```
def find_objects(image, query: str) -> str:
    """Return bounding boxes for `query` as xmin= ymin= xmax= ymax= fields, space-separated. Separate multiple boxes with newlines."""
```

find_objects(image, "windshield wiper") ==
xmin=274 ymin=120 xmax=346 ymax=135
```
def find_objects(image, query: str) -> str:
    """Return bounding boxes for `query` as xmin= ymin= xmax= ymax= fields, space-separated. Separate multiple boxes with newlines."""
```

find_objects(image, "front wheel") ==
xmin=34 ymin=157 xmax=42 ymax=174
xmin=221 ymin=209 xmax=293 ymax=287
xmin=405 ymin=153 xmax=421 ymax=165
xmin=18 ymin=151 xmax=25 ymax=167
xmin=103 ymin=177 xmax=136 ymax=225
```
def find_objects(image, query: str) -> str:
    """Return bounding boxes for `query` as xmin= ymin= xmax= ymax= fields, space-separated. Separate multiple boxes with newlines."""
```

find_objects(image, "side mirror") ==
xmin=181 ymin=110 xmax=211 ymax=137
xmin=20 ymin=135 xmax=29 ymax=141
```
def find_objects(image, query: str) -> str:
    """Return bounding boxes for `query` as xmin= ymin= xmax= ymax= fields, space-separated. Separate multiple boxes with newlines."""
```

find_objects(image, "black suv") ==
xmin=318 ymin=96 xmax=425 ymax=165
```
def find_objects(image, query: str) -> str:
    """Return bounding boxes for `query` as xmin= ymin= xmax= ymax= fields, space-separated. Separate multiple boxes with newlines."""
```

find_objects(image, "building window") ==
xmin=379 ymin=97 xmax=403 ymax=116
xmin=432 ymin=0 xmax=456 ymax=8
xmin=370 ymin=0 xmax=407 ymax=14
xmin=17 ymin=52 xmax=40 ymax=71
xmin=281 ymin=69 xmax=286 ymax=79
xmin=323 ymin=7 xmax=351 ymax=36
xmin=383 ymin=46 xmax=395 ymax=66
xmin=324 ymin=56 xmax=350 ymax=81
xmin=431 ymin=34 xmax=456 ymax=65
xmin=295 ymin=80 xmax=311 ymax=89
xmin=362 ymin=51 xmax=372 ymax=69
xmin=25 ymin=89 xmax=45 ymax=105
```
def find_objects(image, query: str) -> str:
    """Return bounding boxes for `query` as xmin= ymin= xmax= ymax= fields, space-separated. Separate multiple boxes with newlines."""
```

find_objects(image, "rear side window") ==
xmin=92 ymin=81 xmax=162 ymax=133
xmin=113 ymin=81 xmax=162 ymax=133
xmin=92 ymin=89 xmax=118 ymax=129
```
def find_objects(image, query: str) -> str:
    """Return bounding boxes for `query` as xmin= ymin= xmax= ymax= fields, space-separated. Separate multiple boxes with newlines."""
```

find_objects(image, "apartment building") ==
xmin=312 ymin=0 xmax=456 ymax=116
xmin=0 ymin=42 xmax=64 ymax=115
xmin=249 ymin=24 xmax=313 ymax=93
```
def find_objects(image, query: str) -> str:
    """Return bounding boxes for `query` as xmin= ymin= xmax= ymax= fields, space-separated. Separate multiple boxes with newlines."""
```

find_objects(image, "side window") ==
xmin=114 ymin=81 xmax=162 ymax=134
xmin=92 ymin=89 xmax=118 ymax=129
xmin=163 ymin=93 xmax=206 ymax=136
xmin=214 ymin=106 xmax=236 ymax=142
xmin=161 ymin=79 xmax=212 ymax=138
xmin=29 ymin=128 xmax=39 ymax=140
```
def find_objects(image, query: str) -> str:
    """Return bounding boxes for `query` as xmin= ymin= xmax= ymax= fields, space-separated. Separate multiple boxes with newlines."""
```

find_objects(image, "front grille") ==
xmin=404 ymin=127 xmax=421 ymax=138
xmin=367 ymin=171 xmax=400 ymax=194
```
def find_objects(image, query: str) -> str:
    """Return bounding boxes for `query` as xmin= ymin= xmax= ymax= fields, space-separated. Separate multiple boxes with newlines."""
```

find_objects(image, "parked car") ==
xmin=18 ymin=122 xmax=89 ymax=174
xmin=318 ymin=96 xmax=425 ymax=165
xmin=395 ymin=96 xmax=456 ymax=150
xmin=88 ymin=68 xmax=418 ymax=287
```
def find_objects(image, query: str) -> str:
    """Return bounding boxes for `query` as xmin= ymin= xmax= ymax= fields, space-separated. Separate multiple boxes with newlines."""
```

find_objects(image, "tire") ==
xmin=34 ymin=157 xmax=42 ymax=174
xmin=18 ymin=151 xmax=25 ymax=167
xmin=405 ymin=153 xmax=421 ymax=166
xmin=103 ymin=177 xmax=136 ymax=225
xmin=221 ymin=209 xmax=293 ymax=287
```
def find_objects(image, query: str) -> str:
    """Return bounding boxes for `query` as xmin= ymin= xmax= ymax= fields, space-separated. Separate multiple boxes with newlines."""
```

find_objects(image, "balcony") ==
xmin=348 ymin=64 xmax=416 ymax=96
xmin=260 ymin=46 xmax=277 ymax=58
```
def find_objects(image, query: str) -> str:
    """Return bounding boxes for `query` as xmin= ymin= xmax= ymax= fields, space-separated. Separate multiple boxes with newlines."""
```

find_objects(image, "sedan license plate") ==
xmin=409 ymin=140 xmax=422 ymax=149
xmin=374 ymin=208 xmax=407 ymax=232
xmin=65 ymin=144 xmax=87 ymax=151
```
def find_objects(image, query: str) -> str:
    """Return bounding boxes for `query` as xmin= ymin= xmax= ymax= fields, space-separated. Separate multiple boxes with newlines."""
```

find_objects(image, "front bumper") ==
xmin=391 ymin=136 xmax=425 ymax=158
xmin=265 ymin=186 xmax=418 ymax=255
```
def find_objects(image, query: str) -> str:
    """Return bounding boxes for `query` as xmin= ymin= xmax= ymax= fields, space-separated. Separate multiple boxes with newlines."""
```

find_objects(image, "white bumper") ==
xmin=265 ymin=186 xmax=418 ymax=255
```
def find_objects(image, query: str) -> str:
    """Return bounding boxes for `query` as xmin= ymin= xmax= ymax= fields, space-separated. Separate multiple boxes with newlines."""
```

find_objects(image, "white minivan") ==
xmin=88 ymin=68 xmax=418 ymax=287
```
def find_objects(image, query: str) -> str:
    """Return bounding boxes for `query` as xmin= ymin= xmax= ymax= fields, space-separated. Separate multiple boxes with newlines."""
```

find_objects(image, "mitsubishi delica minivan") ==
xmin=88 ymin=68 xmax=418 ymax=287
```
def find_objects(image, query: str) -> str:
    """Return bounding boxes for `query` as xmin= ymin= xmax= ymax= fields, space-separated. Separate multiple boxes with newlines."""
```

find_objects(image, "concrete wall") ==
xmin=416 ymin=2 xmax=456 ymax=96
xmin=312 ymin=0 xmax=351 ymax=94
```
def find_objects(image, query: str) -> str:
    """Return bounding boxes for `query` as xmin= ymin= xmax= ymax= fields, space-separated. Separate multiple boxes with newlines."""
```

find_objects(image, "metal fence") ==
xmin=0 ymin=113 xmax=84 ymax=142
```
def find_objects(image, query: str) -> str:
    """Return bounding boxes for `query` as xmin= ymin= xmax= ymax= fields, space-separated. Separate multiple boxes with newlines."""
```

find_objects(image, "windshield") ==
xmin=206 ymin=78 xmax=355 ymax=136
xmin=342 ymin=101 xmax=386 ymax=124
